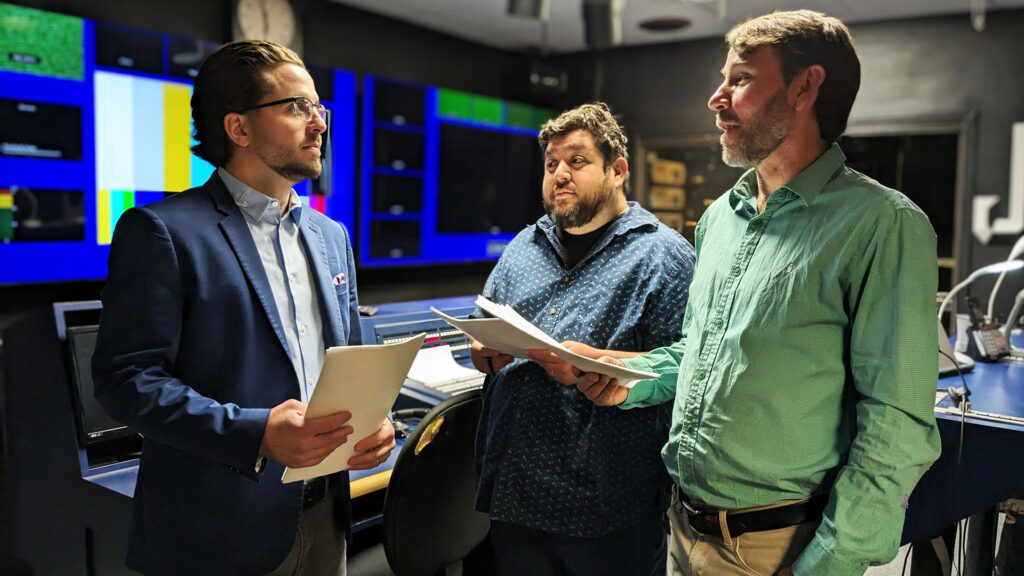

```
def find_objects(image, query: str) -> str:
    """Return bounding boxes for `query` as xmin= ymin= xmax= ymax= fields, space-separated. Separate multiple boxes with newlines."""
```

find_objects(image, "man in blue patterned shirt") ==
xmin=470 ymin=102 xmax=696 ymax=575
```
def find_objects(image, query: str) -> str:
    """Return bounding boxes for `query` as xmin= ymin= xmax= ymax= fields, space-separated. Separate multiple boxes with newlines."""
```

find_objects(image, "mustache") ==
xmin=717 ymin=111 xmax=739 ymax=125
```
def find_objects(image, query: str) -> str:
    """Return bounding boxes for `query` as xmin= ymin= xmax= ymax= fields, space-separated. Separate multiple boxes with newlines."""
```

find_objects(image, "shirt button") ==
xmin=306 ymin=377 xmax=314 ymax=385
xmin=696 ymin=370 xmax=706 ymax=380
xmin=714 ymin=319 xmax=724 ymax=328
xmin=732 ymin=266 xmax=741 ymax=276
xmin=563 ymin=276 xmax=569 ymax=282
xmin=299 ymin=325 xmax=307 ymax=334
xmin=550 ymin=307 xmax=557 ymax=314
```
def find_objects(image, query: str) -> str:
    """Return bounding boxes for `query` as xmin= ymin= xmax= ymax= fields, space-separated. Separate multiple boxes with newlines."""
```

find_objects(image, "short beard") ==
xmin=274 ymin=159 xmax=322 ymax=182
xmin=544 ymin=175 xmax=614 ymax=229
xmin=720 ymin=88 xmax=793 ymax=168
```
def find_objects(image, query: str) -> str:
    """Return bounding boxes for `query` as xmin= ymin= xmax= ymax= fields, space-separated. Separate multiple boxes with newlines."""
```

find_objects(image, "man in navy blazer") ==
xmin=92 ymin=41 xmax=393 ymax=576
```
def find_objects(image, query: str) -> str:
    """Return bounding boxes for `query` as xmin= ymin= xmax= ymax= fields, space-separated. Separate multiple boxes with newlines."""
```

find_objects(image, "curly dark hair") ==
xmin=538 ymin=102 xmax=628 ymax=169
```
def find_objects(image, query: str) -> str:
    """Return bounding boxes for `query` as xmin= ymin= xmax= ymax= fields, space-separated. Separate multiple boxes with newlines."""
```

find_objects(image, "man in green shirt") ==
xmin=576 ymin=10 xmax=941 ymax=576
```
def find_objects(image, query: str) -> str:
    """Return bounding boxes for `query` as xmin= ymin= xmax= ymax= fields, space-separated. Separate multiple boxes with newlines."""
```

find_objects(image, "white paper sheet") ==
xmin=408 ymin=345 xmax=485 ymax=386
xmin=281 ymin=333 xmax=426 ymax=483
xmin=431 ymin=296 xmax=659 ymax=388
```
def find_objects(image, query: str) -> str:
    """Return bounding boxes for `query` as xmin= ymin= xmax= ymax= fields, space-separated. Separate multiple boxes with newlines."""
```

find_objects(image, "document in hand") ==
xmin=406 ymin=345 xmax=486 ymax=395
xmin=281 ymin=333 xmax=426 ymax=483
xmin=431 ymin=295 xmax=658 ymax=388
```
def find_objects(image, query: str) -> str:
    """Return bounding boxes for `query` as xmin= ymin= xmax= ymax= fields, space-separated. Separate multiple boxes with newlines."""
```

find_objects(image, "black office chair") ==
xmin=381 ymin=388 xmax=491 ymax=576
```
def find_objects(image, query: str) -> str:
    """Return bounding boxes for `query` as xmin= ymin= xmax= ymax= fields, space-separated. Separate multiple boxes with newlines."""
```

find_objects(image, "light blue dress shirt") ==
xmin=218 ymin=168 xmax=325 ymax=402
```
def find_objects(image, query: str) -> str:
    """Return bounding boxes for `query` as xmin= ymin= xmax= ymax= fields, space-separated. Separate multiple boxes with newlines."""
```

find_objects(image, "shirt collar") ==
xmin=728 ymin=143 xmax=846 ymax=213
xmin=537 ymin=200 xmax=657 ymax=239
xmin=218 ymin=167 xmax=303 ymax=225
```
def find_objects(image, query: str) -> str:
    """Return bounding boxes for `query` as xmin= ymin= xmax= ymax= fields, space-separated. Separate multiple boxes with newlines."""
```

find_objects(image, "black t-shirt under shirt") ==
xmin=555 ymin=216 xmax=618 ymax=269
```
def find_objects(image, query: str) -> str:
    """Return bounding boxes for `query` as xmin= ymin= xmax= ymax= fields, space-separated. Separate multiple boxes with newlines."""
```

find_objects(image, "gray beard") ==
xmin=721 ymin=91 xmax=793 ymax=168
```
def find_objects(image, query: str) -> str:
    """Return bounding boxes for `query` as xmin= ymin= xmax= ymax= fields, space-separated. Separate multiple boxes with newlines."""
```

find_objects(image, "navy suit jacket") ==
xmin=93 ymin=174 xmax=362 ymax=576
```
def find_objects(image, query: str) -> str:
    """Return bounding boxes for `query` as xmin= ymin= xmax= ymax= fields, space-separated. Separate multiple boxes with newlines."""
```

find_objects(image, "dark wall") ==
xmin=550 ymin=9 xmax=1024 ymax=310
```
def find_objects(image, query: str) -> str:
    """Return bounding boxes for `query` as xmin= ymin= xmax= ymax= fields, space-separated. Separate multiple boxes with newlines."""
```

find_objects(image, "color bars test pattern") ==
xmin=94 ymin=70 xmax=214 ymax=244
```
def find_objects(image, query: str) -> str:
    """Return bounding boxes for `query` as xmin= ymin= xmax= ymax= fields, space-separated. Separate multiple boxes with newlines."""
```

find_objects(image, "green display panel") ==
xmin=471 ymin=95 xmax=502 ymax=125
xmin=438 ymin=89 xmax=471 ymax=120
xmin=0 ymin=3 xmax=84 ymax=80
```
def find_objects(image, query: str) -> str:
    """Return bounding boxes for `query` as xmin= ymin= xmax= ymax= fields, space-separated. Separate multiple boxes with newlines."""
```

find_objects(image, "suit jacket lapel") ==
xmin=300 ymin=217 xmax=345 ymax=348
xmin=208 ymin=176 xmax=292 ymax=358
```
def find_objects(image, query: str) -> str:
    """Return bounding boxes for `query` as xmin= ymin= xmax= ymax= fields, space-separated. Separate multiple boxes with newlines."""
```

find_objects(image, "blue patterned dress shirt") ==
xmin=475 ymin=201 xmax=696 ymax=537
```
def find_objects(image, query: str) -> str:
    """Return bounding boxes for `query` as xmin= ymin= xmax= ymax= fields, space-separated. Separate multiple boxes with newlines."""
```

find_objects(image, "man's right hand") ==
xmin=469 ymin=338 xmax=513 ymax=375
xmin=259 ymin=399 xmax=354 ymax=468
xmin=576 ymin=356 xmax=630 ymax=406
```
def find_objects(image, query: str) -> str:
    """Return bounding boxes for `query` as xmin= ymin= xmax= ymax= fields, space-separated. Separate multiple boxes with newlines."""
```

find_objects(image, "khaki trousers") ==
xmin=667 ymin=493 xmax=819 ymax=576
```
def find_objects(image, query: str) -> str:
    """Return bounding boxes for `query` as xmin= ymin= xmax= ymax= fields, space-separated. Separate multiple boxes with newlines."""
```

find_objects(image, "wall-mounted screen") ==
xmin=437 ymin=123 xmax=544 ymax=234
xmin=359 ymin=76 xmax=554 ymax=267
xmin=0 ymin=2 xmax=356 ymax=285
xmin=0 ymin=3 xmax=83 ymax=80
xmin=0 ymin=98 xmax=83 ymax=160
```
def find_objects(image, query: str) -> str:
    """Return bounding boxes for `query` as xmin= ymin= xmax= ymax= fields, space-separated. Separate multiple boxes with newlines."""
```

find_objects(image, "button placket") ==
xmin=679 ymin=212 xmax=770 ymax=484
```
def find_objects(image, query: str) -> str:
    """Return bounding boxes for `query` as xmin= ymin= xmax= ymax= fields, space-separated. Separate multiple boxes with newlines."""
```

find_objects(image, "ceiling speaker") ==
xmin=582 ymin=0 xmax=623 ymax=50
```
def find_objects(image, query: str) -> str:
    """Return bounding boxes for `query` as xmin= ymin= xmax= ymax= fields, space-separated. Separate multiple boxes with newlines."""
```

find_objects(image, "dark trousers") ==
xmin=490 ymin=519 xmax=667 ymax=576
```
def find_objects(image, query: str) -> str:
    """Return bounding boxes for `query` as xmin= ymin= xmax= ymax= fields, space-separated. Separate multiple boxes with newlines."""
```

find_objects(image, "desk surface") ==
xmin=936 ymin=356 xmax=1024 ymax=430
xmin=903 ymin=350 xmax=1024 ymax=542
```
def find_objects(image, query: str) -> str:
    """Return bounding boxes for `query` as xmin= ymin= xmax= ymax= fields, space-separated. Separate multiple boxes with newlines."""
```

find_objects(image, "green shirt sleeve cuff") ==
xmin=793 ymin=535 xmax=867 ymax=576
xmin=619 ymin=356 xmax=657 ymax=409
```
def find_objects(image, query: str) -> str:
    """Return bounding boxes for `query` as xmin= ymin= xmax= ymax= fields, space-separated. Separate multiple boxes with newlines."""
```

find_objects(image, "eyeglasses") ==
xmin=240 ymin=96 xmax=326 ymax=123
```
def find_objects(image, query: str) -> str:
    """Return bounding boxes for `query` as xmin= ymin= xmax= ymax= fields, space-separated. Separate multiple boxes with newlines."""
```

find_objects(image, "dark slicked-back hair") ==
xmin=726 ymin=10 xmax=860 ymax=143
xmin=191 ymin=40 xmax=305 ymax=167
xmin=538 ymin=102 xmax=628 ymax=169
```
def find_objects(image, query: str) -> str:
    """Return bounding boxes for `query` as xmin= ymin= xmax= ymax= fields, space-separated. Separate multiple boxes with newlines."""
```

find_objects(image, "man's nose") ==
xmin=708 ymin=85 xmax=730 ymax=112
xmin=310 ymin=112 xmax=327 ymax=133
xmin=554 ymin=163 xmax=571 ymax=183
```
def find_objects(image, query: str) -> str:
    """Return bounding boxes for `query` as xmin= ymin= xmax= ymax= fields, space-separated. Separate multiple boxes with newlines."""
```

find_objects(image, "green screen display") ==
xmin=0 ymin=3 xmax=84 ymax=80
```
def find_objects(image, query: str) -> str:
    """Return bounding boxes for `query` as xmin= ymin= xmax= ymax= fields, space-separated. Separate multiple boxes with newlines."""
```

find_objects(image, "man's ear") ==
xmin=610 ymin=157 xmax=628 ymax=187
xmin=791 ymin=64 xmax=826 ymax=112
xmin=223 ymin=112 xmax=250 ymax=149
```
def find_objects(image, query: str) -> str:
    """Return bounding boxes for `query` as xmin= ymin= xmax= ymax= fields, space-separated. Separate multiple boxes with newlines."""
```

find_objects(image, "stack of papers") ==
xmin=282 ymin=334 xmax=426 ymax=483
xmin=431 ymin=296 xmax=658 ymax=388
xmin=406 ymin=345 xmax=485 ymax=395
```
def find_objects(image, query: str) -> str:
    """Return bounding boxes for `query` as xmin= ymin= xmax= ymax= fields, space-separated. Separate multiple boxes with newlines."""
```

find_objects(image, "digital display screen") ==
xmin=65 ymin=325 xmax=133 ymax=444
xmin=438 ymin=123 xmax=544 ymax=234
xmin=95 ymin=21 xmax=163 ymax=74
xmin=359 ymin=75 xmax=554 ymax=267
xmin=0 ymin=3 xmax=83 ymax=80
xmin=167 ymin=37 xmax=218 ymax=80
xmin=0 ymin=2 xmax=358 ymax=285
xmin=0 ymin=187 xmax=85 ymax=242
xmin=0 ymin=98 xmax=82 ymax=160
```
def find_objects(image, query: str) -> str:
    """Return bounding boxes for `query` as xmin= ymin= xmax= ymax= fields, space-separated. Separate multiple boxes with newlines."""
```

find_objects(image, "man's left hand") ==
xmin=347 ymin=419 xmax=396 ymax=470
xmin=526 ymin=341 xmax=599 ymax=385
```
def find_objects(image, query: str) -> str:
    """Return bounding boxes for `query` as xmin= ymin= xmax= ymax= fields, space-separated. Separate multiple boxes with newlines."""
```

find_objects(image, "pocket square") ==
xmin=332 ymin=272 xmax=346 ymax=285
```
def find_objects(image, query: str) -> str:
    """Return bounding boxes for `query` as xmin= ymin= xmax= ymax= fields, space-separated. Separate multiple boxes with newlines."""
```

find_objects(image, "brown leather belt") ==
xmin=674 ymin=486 xmax=828 ymax=538
xmin=303 ymin=476 xmax=329 ymax=510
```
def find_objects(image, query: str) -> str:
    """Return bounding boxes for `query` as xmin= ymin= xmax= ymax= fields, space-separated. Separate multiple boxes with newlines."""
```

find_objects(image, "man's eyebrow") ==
xmin=545 ymin=143 xmax=589 ymax=157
